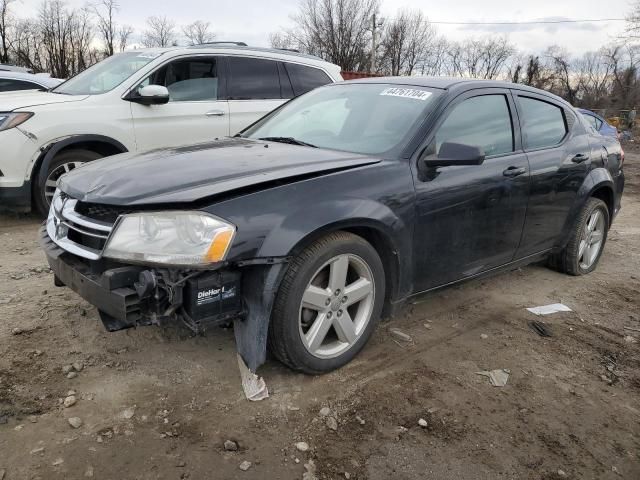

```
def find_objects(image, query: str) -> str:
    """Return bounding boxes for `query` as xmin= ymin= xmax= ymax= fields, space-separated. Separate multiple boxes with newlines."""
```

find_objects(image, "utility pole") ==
xmin=371 ymin=13 xmax=377 ymax=73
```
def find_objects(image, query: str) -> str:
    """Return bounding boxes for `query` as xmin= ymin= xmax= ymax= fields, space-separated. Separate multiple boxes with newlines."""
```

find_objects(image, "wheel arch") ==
xmin=556 ymin=167 xmax=615 ymax=250
xmin=30 ymin=134 xmax=128 ymax=185
xmin=283 ymin=219 xmax=405 ymax=310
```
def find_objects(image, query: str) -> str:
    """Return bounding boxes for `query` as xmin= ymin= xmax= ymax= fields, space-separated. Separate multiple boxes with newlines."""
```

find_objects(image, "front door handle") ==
xmin=206 ymin=110 xmax=226 ymax=117
xmin=571 ymin=153 xmax=590 ymax=163
xmin=503 ymin=166 xmax=527 ymax=177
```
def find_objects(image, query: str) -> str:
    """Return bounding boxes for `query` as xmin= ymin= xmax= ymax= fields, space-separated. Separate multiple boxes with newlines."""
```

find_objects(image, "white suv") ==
xmin=0 ymin=44 xmax=342 ymax=214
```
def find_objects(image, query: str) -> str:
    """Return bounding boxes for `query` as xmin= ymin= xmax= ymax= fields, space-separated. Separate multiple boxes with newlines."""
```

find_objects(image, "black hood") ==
xmin=58 ymin=138 xmax=380 ymax=205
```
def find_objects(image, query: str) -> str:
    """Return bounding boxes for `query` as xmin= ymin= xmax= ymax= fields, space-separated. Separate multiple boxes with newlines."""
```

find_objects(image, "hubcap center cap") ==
xmin=330 ymin=299 xmax=341 ymax=312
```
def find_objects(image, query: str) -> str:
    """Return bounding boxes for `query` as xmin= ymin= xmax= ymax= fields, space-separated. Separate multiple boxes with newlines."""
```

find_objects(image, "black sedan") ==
xmin=41 ymin=77 xmax=625 ymax=374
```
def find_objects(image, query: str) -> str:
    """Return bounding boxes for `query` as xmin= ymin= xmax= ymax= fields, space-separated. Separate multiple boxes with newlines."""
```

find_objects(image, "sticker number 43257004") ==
xmin=379 ymin=87 xmax=432 ymax=101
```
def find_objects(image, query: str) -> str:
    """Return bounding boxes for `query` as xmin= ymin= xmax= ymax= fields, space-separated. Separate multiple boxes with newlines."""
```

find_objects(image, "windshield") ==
xmin=243 ymin=83 xmax=441 ymax=155
xmin=52 ymin=51 xmax=165 ymax=95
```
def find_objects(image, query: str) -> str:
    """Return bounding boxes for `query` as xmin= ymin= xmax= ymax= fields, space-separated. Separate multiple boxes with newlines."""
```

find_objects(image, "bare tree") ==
xmin=379 ymin=9 xmax=436 ymax=75
xmin=270 ymin=32 xmax=298 ymax=50
xmin=289 ymin=0 xmax=379 ymax=72
xmin=118 ymin=24 xmax=133 ymax=52
xmin=544 ymin=45 xmax=579 ymax=104
xmin=447 ymin=36 xmax=515 ymax=79
xmin=93 ymin=0 xmax=119 ymax=56
xmin=0 ymin=0 xmax=16 ymax=63
xmin=142 ymin=15 xmax=177 ymax=47
xmin=182 ymin=20 xmax=214 ymax=45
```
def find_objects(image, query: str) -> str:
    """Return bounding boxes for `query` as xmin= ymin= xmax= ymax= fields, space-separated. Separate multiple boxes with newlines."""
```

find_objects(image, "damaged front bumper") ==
xmin=39 ymin=225 xmax=285 ymax=372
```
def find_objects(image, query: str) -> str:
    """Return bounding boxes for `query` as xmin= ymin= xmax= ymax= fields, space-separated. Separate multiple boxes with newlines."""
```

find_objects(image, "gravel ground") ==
xmin=1 ymin=151 xmax=639 ymax=480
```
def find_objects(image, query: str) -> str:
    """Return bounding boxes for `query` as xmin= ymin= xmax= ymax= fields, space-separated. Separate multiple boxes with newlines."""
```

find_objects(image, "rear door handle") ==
xmin=206 ymin=110 xmax=226 ymax=117
xmin=571 ymin=153 xmax=590 ymax=163
xmin=503 ymin=166 xmax=527 ymax=177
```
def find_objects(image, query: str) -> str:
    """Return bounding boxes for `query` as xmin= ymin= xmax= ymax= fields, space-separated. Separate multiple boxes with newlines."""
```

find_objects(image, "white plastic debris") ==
xmin=526 ymin=303 xmax=572 ymax=316
xmin=237 ymin=354 xmax=269 ymax=401
xmin=476 ymin=369 xmax=510 ymax=387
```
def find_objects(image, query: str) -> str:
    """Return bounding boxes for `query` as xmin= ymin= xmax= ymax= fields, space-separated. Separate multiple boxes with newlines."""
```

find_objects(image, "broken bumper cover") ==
xmin=40 ymin=225 xmax=144 ymax=327
xmin=40 ymin=225 xmax=286 ymax=372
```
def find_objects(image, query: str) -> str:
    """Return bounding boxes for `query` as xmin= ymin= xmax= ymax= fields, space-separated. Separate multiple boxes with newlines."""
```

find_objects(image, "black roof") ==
xmin=341 ymin=76 xmax=569 ymax=105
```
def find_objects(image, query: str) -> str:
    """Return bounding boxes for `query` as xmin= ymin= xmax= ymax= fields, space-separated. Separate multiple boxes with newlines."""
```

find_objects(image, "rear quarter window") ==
xmin=518 ymin=96 xmax=568 ymax=150
xmin=284 ymin=63 xmax=333 ymax=96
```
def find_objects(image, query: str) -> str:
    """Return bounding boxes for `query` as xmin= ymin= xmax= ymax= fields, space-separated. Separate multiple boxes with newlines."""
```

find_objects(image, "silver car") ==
xmin=0 ymin=71 xmax=63 ymax=92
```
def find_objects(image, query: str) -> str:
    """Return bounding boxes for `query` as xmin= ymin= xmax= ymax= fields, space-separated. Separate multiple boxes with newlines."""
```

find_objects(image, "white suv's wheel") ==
xmin=269 ymin=231 xmax=385 ymax=374
xmin=35 ymin=149 xmax=103 ymax=216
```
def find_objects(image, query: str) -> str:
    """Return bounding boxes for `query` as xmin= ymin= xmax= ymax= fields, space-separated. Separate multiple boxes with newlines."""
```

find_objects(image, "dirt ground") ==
xmin=1 ymin=152 xmax=639 ymax=480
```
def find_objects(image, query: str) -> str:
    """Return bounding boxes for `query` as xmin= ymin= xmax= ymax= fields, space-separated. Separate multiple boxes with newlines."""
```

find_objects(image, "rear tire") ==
xmin=268 ymin=231 xmax=385 ymax=374
xmin=549 ymin=198 xmax=609 ymax=276
xmin=34 ymin=149 xmax=103 ymax=217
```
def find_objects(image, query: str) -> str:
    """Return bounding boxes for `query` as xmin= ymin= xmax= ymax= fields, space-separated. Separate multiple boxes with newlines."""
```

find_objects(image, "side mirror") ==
xmin=127 ymin=85 xmax=170 ymax=106
xmin=421 ymin=142 xmax=486 ymax=168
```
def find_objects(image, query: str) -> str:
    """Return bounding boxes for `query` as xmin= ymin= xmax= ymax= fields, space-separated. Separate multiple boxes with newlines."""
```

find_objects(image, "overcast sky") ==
xmin=17 ymin=0 xmax=629 ymax=56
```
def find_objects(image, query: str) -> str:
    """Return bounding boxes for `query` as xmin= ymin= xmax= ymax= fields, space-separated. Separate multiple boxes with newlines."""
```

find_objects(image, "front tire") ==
xmin=34 ymin=149 xmax=103 ymax=217
xmin=551 ymin=197 xmax=609 ymax=276
xmin=269 ymin=232 xmax=386 ymax=374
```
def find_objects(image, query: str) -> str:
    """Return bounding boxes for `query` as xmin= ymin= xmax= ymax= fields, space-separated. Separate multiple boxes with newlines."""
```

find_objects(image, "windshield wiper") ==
xmin=258 ymin=136 xmax=317 ymax=148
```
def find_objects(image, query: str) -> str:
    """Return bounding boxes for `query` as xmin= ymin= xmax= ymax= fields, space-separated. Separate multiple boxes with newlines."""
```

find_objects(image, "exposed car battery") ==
xmin=183 ymin=270 xmax=242 ymax=323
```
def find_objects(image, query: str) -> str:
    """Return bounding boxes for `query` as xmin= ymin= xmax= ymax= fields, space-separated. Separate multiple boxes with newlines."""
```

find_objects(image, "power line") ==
xmin=430 ymin=18 xmax=626 ymax=25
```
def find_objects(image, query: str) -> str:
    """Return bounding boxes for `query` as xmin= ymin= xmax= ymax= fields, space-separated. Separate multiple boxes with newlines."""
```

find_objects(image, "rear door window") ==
xmin=517 ymin=96 xmax=567 ymax=149
xmin=226 ymin=57 xmax=281 ymax=100
xmin=434 ymin=94 xmax=514 ymax=157
xmin=284 ymin=63 xmax=333 ymax=96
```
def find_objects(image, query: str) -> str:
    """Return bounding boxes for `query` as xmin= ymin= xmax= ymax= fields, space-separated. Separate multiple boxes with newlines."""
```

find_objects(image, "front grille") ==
xmin=75 ymin=202 xmax=133 ymax=224
xmin=46 ymin=194 xmax=117 ymax=260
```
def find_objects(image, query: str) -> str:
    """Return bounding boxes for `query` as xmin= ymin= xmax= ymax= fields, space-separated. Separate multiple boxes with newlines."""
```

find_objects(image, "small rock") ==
xmin=73 ymin=362 xmax=84 ymax=372
xmin=52 ymin=458 xmax=64 ymax=466
xmin=345 ymin=473 xmax=351 ymax=479
xmin=64 ymin=396 xmax=77 ymax=408
xmin=66 ymin=371 xmax=78 ymax=379
xmin=68 ymin=417 xmax=83 ymax=429
xmin=67 ymin=390 xmax=77 ymax=396
xmin=122 ymin=408 xmax=135 ymax=419
xmin=238 ymin=460 xmax=252 ymax=471
xmin=355 ymin=415 xmax=366 ymax=425
xmin=176 ymin=460 xmax=186 ymax=467
xmin=30 ymin=447 xmax=45 ymax=455
xmin=418 ymin=418 xmax=428 ymax=427
xmin=303 ymin=459 xmax=317 ymax=480
xmin=389 ymin=328 xmax=412 ymax=342
xmin=480 ymin=334 xmax=489 ymax=339
xmin=624 ymin=335 xmax=637 ymax=344
xmin=14 ymin=424 xmax=24 ymax=431
xmin=224 ymin=440 xmax=238 ymax=451
xmin=319 ymin=407 xmax=332 ymax=417
xmin=326 ymin=416 xmax=338 ymax=431
xmin=295 ymin=441 xmax=309 ymax=452
xmin=84 ymin=465 xmax=94 ymax=477
xmin=557 ymin=470 xmax=567 ymax=477
xmin=62 ymin=365 xmax=74 ymax=374
xmin=0 ymin=468 xmax=5 ymax=480
xmin=294 ymin=458 xmax=300 ymax=464
xmin=29 ymin=415 xmax=38 ymax=423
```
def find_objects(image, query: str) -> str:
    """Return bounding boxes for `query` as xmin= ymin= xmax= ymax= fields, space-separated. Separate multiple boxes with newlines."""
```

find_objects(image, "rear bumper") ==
xmin=0 ymin=181 xmax=31 ymax=211
xmin=39 ymin=226 xmax=143 ymax=326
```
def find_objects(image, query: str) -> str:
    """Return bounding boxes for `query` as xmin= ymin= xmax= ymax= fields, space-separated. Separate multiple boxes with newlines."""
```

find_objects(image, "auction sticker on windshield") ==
xmin=380 ymin=88 xmax=432 ymax=101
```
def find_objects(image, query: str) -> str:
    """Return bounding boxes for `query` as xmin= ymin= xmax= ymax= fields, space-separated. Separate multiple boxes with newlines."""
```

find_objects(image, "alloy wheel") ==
xmin=44 ymin=162 xmax=85 ymax=205
xmin=578 ymin=209 xmax=605 ymax=270
xmin=298 ymin=254 xmax=375 ymax=359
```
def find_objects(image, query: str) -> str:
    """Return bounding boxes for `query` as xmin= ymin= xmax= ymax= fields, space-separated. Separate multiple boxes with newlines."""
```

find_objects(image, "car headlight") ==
xmin=103 ymin=211 xmax=236 ymax=266
xmin=0 ymin=112 xmax=34 ymax=132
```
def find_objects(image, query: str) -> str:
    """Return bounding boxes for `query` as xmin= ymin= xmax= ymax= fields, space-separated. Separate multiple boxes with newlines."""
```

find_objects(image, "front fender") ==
xmin=31 ymin=134 xmax=128 ymax=182
xmin=556 ymin=167 xmax=614 ymax=250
